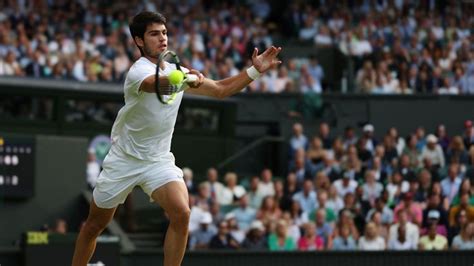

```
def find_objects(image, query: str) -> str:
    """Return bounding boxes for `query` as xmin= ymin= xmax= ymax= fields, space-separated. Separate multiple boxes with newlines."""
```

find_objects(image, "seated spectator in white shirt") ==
xmin=333 ymin=171 xmax=358 ymax=198
xmin=358 ymin=222 xmax=386 ymax=250
xmin=388 ymin=224 xmax=417 ymax=250
xmin=221 ymin=172 xmax=246 ymax=205
xmin=421 ymin=134 xmax=445 ymax=168
xmin=258 ymin=168 xmax=275 ymax=197
xmin=389 ymin=209 xmax=420 ymax=247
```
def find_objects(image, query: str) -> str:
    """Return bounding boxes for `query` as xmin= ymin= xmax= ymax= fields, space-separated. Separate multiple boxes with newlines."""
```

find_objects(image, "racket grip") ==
xmin=185 ymin=74 xmax=198 ymax=83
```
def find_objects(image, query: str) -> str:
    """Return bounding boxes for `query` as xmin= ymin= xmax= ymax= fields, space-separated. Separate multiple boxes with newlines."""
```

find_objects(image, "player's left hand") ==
xmin=187 ymin=69 xmax=205 ymax=88
xmin=252 ymin=46 xmax=282 ymax=73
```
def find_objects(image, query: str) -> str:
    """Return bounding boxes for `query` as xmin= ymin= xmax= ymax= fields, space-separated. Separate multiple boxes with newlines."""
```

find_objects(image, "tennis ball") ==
xmin=168 ymin=70 xmax=184 ymax=85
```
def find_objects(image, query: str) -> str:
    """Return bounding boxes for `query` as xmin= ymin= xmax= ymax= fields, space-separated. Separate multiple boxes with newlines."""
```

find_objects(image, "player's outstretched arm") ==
xmin=186 ymin=46 xmax=282 ymax=98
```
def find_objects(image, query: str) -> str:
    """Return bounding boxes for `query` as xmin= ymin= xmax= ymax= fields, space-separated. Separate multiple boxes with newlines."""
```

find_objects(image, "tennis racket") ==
xmin=155 ymin=50 xmax=198 ymax=104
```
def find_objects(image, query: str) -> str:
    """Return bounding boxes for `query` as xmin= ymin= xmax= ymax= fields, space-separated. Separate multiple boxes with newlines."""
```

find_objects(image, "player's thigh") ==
xmin=84 ymin=199 xmax=117 ymax=231
xmin=151 ymin=180 xmax=189 ymax=220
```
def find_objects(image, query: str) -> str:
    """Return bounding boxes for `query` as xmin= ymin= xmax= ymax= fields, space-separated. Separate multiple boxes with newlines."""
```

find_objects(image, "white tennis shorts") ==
xmin=93 ymin=144 xmax=184 ymax=209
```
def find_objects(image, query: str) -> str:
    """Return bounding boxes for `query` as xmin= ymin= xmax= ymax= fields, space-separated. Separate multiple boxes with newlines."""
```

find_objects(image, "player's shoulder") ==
xmin=131 ymin=57 xmax=155 ymax=70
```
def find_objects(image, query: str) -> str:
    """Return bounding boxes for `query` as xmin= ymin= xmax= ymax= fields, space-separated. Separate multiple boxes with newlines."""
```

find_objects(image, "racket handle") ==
xmin=185 ymin=74 xmax=198 ymax=83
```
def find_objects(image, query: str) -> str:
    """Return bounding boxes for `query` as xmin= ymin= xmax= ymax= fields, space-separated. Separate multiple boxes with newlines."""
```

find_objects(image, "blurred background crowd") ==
xmin=0 ymin=0 xmax=472 ymax=94
xmin=168 ymin=120 xmax=474 ymax=251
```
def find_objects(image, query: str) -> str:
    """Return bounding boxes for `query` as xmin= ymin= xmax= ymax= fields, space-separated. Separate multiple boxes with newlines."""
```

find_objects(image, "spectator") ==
xmin=452 ymin=222 xmax=474 ymax=250
xmin=281 ymin=211 xmax=301 ymax=243
xmin=334 ymin=209 xmax=360 ymax=242
xmin=189 ymin=212 xmax=216 ymax=250
xmin=258 ymin=168 xmax=275 ymax=197
xmin=333 ymin=171 xmax=358 ymax=198
xmin=86 ymin=150 xmax=100 ymax=189
xmin=362 ymin=124 xmax=377 ymax=154
xmin=393 ymin=192 xmax=423 ymax=226
xmin=416 ymin=170 xmax=433 ymax=201
xmin=290 ymin=148 xmax=317 ymax=184
xmin=422 ymin=194 xmax=449 ymax=231
xmin=451 ymin=179 xmax=474 ymax=207
xmin=313 ymin=208 xmax=333 ymax=247
xmin=361 ymin=170 xmax=384 ymax=207
xmin=202 ymin=167 xmax=225 ymax=204
xmin=209 ymin=221 xmax=239 ymax=250
xmin=247 ymin=176 xmax=264 ymax=210
xmin=229 ymin=195 xmax=257 ymax=232
xmin=289 ymin=123 xmax=308 ymax=155
xmin=242 ymin=220 xmax=267 ymax=250
xmin=318 ymin=122 xmax=332 ymax=150
xmin=195 ymin=183 xmax=212 ymax=211
xmin=53 ymin=219 xmax=68 ymax=234
xmin=389 ymin=209 xmax=420 ymax=247
xmin=421 ymin=134 xmax=445 ymax=168
xmin=292 ymin=179 xmax=318 ymax=214
xmin=435 ymin=124 xmax=450 ymax=152
xmin=309 ymin=190 xmax=336 ymax=223
xmin=421 ymin=210 xmax=448 ymax=237
xmin=446 ymin=136 xmax=469 ymax=165
xmin=257 ymin=195 xmax=282 ymax=225
xmin=342 ymin=126 xmax=358 ymax=150
xmin=306 ymin=137 xmax=325 ymax=165
xmin=226 ymin=215 xmax=246 ymax=244
xmin=386 ymin=171 xmax=410 ymax=204
xmin=221 ymin=172 xmax=246 ymax=205
xmin=366 ymin=197 xmax=394 ymax=226
xmin=431 ymin=182 xmax=450 ymax=211
xmin=449 ymin=193 xmax=474 ymax=228
xmin=388 ymin=224 xmax=417 ymax=250
xmin=441 ymin=163 xmax=463 ymax=204
xmin=268 ymin=219 xmax=296 ymax=251
xmin=402 ymin=134 xmax=421 ymax=168
xmin=326 ymin=185 xmax=344 ymax=215
xmin=398 ymin=154 xmax=416 ymax=182
xmin=331 ymin=224 xmax=357 ymax=250
xmin=358 ymin=222 xmax=385 ymax=251
xmin=182 ymin=167 xmax=197 ymax=194
xmin=298 ymin=222 xmax=324 ymax=251
xmin=418 ymin=220 xmax=448 ymax=250
xmin=370 ymin=156 xmax=388 ymax=183
xmin=288 ymin=200 xmax=309 ymax=227
xmin=463 ymin=120 xmax=474 ymax=148
xmin=369 ymin=211 xmax=389 ymax=241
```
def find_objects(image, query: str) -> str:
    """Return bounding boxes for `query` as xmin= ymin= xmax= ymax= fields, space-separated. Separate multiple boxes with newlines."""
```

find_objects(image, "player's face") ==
xmin=142 ymin=23 xmax=168 ymax=58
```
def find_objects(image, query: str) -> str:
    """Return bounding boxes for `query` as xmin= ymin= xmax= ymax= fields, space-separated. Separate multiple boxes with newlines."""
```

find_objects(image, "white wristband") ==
xmin=246 ymin=66 xmax=261 ymax=80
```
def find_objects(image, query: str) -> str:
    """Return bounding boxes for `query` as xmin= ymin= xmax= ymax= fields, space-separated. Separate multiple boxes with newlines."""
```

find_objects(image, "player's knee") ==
xmin=82 ymin=219 xmax=109 ymax=237
xmin=169 ymin=206 xmax=190 ymax=226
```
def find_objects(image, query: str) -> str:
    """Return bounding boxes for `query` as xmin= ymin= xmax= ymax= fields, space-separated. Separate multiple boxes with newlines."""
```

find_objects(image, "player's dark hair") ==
xmin=129 ymin=11 xmax=167 ymax=56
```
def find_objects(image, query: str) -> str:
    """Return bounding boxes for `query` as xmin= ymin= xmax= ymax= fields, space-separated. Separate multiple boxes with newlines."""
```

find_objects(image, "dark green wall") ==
xmin=0 ymin=135 xmax=88 ymax=246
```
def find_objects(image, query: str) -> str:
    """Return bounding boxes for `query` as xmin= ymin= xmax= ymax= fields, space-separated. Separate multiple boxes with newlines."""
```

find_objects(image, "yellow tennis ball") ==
xmin=168 ymin=70 xmax=184 ymax=85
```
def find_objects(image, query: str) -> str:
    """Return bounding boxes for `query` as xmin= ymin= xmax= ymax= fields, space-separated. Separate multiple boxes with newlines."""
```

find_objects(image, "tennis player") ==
xmin=72 ymin=11 xmax=281 ymax=266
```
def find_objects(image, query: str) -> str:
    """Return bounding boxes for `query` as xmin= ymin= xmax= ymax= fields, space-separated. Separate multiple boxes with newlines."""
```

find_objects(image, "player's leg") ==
xmin=71 ymin=200 xmax=117 ymax=266
xmin=151 ymin=180 xmax=190 ymax=266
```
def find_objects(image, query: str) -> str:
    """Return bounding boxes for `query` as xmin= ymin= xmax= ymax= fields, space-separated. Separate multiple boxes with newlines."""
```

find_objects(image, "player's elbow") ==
xmin=214 ymin=89 xmax=227 ymax=99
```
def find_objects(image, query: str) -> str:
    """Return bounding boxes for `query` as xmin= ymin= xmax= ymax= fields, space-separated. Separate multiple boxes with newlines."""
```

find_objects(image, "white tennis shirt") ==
xmin=111 ymin=57 xmax=188 ymax=161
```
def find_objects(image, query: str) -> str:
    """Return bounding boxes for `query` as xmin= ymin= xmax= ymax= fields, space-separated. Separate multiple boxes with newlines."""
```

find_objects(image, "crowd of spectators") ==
xmin=184 ymin=120 xmax=474 ymax=251
xmin=0 ymin=0 xmax=472 ymax=94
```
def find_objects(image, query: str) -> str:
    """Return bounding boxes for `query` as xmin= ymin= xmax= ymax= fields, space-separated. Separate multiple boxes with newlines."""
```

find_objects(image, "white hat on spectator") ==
xmin=363 ymin=124 xmax=374 ymax=132
xmin=428 ymin=210 xmax=440 ymax=220
xmin=426 ymin=134 xmax=438 ymax=143
xmin=224 ymin=212 xmax=236 ymax=220
xmin=200 ymin=212 xmax=213 ymax=224
xmin=249 ymin=220 xmax=265 ymax=231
